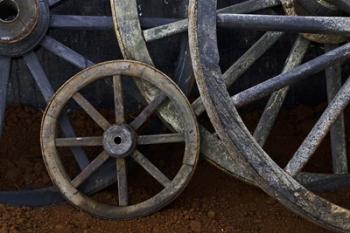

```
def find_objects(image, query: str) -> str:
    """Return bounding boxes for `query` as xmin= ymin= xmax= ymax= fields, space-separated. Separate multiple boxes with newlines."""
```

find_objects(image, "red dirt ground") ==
xmin=0 ymin=105 xmax=342 ymax=233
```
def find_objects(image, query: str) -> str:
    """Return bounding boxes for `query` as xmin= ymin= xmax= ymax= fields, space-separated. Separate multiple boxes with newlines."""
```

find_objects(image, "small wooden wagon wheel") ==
xmin=41 ymin=60 xmax=199 ymax=219
xmin=189 ymin=0 xmax=350 ymax=231
xmin=0 ymin=0 xmax=176 ymax=207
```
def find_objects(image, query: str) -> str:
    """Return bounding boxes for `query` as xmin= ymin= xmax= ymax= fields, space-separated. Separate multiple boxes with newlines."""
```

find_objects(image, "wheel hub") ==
xmin=0 ymin=0 xmax=49 ymax=57
xmin=103 ymin=124 xmax=137 ymax=159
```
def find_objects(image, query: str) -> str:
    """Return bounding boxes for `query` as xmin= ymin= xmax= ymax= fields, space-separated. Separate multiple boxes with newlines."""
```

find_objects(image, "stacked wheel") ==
xmin=110 ymin=0 xmax=260 ymax=185
xmin=5 ymin=0 xmax=350 ymax=231
xmin=0 ymin=0 xmax=122 ymax=206
xmin=189 ymin=0 xmax=350 ymax=232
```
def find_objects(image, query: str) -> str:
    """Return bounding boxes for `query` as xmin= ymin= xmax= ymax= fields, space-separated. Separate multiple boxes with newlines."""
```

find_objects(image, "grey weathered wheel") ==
xmin=41 ymin=60 xmax=199 ymax=219
xmin=189 ymin=0 xmax=350 ymax=232
xmin=109 ymin=0 xmax=286 ymax=185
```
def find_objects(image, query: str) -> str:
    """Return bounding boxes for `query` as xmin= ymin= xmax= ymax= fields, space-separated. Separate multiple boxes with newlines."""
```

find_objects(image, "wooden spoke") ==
xmin=297 ymin=172 xmax=347 ymax=185
xmin=132 ymin=150 xmax=171 ymax=187
xmin=143 ymin=19 xmax=188 ymax=42
xmin=116 ymin=158 xmax=128 ymax=206
xmin=55 ymin=137 xmax=103 ymax=147
xmin=232 ymin=42 xmax=350 ymax=107
xmin=0 ymin=56 xmax=11 ymax=135
xmin=130 ymin=94 xmax=167 ymax=130
xmin=325 ymin=44 xmax=348 ymax=174
xmin=48 ymin=0 xmax=63 ymax=7
xmin=218 ymin=0 xmax=280 ymax=14
xmin=331 ymin=0 xmax=350 ymax=14
xmin=306 ymin=175 xmax=350 ymax=193
xmin=41 ymin=36 xmax=94 ymax=69
xmin=298 ymin=173 xmax=350 ymax=193
xmin=113 ymin=75 xmax=125 ymax=124
xmin=23 ymin=52 xmax=54 ymax=102
xmin=73 ymin=93 xmax=111 ymax=131
xmin=140 ymin=17 xmax=180 ymax=28
xmin=138 ymin=133 xmax=185 ymax=145
xmin=50 ymin=15 xmax=114 ymax=30
xmin=222 ymin=32 xmax=282 ymax=88
xmin=285 ymin=77 xmax=350 ymax=176
xmin=71 ymin=151 xmax=110 ymax=187
xmin=50 ymin=15 xmax=178 ymax=30
xmin=24 ymin=52 xmax=90 ymax=168
xmin=217 ymin=14 xmax=350 ymax=36
xmin=58 ymin=115 xmax=90 ymax=168
xmin=143 ymin=0 xmax=280 ymax=42
xmin=253 ymin=36 xmax=309 ymax=146
xmin=173 ymin=37 xmax=193 ymax=96
xmin=192 ymin=31 xmax=283 ymax=115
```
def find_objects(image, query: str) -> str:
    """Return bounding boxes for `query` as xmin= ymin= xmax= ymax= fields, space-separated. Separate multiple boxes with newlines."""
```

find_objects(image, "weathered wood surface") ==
xmin=188 ymin=0 xmax=350 ymax=232
xmin=41 ymin=60 xmax=200 ymax=219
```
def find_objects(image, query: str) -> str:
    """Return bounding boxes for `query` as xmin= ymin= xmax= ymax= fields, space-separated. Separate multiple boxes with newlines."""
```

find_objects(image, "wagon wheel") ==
xmin=41 ymin=60 xmax=199 ymax=219
xmin=189 ymin=0 xmax=350 ymax=231
xmin=0 ymin=0 xmax=174 ymax=207
xmin=110 ymin=0 xmax=289 ymax=185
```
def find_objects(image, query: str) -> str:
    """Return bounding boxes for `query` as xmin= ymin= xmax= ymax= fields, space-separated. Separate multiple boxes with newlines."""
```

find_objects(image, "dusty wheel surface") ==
xmin=41 ymin=60 xmax=200 ymax=219
xmin=189 ymin=0 xmax=350 ymax=232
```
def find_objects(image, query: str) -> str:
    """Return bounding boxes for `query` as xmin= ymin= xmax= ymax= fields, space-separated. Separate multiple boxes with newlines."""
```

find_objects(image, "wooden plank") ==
xmin=132 ymin=150 xmax=171 ymax=187
xmin=41 ymin=36 xmax=94 ymax=70
xmin=285 ymin=77 xmax=350 ymax=176
xmin=130 ymin=94 xmax=167 ymax=130
xmin=55 ymin=137 xmax=103 ymax=147
xmin=113 ymin=75 xmax=125 ymax=124
xmin=325 ymin=44 xmax=348 ymax=174
xmin=73 ymin=92 xmax=111 ymax=130
xmin=137 ymin=133 xmax=184 ymax=145
xmin=116 ymin=158 xmax=128 ymax=206
xmin=253 ymin=36 xmax=309 ymax=146
xmin=72 ymin=151 xmax=110 ymax=187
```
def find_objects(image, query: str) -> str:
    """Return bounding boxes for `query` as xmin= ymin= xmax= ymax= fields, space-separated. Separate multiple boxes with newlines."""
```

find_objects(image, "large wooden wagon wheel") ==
xmin=41 ymin=60 xmax=199 ymax=219
xmin=189 ymin=0 xmax=350 ymax=231
xmin=109 ymin=0 xmax=290 ymax=185
xmin=0 ymin=0 xmax=172 ymax=207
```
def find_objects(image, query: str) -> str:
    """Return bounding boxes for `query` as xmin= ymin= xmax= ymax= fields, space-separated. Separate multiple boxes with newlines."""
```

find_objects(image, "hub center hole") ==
xmin=114 ymin=136 xmax=122 ymax=145
xmin=0 ymin=0 xmax=19 ymax=22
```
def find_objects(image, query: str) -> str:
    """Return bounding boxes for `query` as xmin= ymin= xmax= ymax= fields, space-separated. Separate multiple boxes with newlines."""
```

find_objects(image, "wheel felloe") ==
xmin=41 ymin=60 xmax=200 ymax=219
